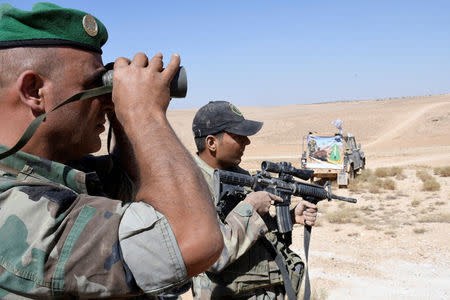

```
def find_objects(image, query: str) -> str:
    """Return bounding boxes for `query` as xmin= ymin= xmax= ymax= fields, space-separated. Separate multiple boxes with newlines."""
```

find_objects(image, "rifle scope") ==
xmin=261 ymin=161 xmax=314 ymax=181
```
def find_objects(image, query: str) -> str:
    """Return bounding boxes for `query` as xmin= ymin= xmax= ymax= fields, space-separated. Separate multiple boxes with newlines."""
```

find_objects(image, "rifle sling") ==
xmin=0 ymin=86 xmax=112 ymax=160
xmin=260 ymin=237 xmax=297 ymax=300
xmin=303 ymin=225 xmax=312 ymax=300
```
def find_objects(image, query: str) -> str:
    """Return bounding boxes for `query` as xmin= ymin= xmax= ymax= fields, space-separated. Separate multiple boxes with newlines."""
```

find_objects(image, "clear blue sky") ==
xmin=11 ymin=0 xmax=450 ymax=109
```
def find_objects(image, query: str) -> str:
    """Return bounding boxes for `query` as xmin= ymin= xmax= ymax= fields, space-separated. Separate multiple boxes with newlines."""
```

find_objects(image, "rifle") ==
xmin=213 ymin=161 xmax=357 ymax=300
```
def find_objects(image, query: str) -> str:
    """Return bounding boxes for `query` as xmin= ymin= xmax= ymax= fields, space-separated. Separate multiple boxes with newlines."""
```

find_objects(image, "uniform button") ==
xmin=247 ymin=209 xmax=252 ymax=215
xmin=259 ymin=229 xmax=265 ymax=235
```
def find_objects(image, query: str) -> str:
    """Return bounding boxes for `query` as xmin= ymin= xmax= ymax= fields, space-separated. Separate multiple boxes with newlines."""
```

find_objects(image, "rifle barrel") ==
xmin=331 ymin=194 xmax=357 ymax=203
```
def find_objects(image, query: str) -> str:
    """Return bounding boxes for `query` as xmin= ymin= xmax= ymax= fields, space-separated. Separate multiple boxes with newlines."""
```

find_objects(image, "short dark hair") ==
xmin=195 ymin=132 xmax=225 ymax=153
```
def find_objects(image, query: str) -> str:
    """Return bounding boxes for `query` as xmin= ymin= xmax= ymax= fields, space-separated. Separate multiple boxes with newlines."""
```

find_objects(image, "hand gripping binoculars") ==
xmin=101 ymin=66 xmax=187 ymax=98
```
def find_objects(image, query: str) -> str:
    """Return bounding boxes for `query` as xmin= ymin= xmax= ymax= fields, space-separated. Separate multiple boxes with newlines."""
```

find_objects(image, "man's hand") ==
xmin=112 ymin=52 xmax=180 ymax=126
xmin=244 ymin=191 xmax=283 ymax=216
xmin=294 ymin=200 xmax=318 ymax=226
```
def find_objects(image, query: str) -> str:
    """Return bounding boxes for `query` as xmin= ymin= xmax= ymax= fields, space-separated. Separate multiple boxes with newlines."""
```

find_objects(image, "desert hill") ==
xmin=167 ymin=94 xmax=450 ymax=170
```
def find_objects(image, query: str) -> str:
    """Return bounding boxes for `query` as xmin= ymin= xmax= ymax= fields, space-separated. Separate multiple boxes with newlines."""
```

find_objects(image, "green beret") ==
xmin=0 ymin=2 xmax=108 ymax=53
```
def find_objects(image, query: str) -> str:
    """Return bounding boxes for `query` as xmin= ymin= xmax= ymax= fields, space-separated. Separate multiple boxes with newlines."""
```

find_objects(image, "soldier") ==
xmin=0 ymin=2 xmax=223 ymax=298
xmin=308 ymin=136 xmax=318 ymax=157
xmin=191 ymin=101 xmax=318 ymax=299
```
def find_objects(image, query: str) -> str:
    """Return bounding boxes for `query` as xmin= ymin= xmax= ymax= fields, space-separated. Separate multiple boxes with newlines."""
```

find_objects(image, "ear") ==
xmin=16 ymin=71 xmax=46 ymax=116
xmin=205 ymin=135 xmax=218 ymax=152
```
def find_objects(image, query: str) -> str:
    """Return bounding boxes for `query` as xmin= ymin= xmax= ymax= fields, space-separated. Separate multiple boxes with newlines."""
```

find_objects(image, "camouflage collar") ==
xmin=0 ymin=144 xmax=98 ymax=194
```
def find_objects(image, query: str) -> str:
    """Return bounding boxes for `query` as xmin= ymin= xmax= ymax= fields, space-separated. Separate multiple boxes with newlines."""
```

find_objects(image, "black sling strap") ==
xmin=0 ymin=85 xmax=112 ymax=160
xmin=303 ymin=225 xmax=312 ymax=300
xmin=261 ymin=238 xmax=297 ymax=300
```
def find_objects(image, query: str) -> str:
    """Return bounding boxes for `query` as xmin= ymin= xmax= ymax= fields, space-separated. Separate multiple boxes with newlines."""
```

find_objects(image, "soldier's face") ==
xmin=215 ymin=132 xmax=250 ymax=169
xmin=44 ymin=48 xmax=113 ymax=161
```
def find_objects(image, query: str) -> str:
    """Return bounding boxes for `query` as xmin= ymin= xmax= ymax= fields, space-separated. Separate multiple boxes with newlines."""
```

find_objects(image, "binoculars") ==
xmin=101 ymin=66 xmax=187 ymax=98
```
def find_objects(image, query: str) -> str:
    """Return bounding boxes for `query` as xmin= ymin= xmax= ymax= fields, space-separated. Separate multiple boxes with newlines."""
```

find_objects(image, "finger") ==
xmin=148 ymin=53 xmax=164 ymax=72
xmin=130 ymin=52 xmax=149 ymax=67
xmin=305 ymin=208 xmax=317 ymax=212
xmin=303 ymin=211 xmax=317 ymax=217
xmin=114 ymin=57 xmax=131 ymax=69
xmin=268 ymin=193 xmax=283 ymax=203
xmin=301 ymin=200 xmax=317 ymax=209
xmin=306 ymin=220 xmax=315 ymax=226
xmin=303 ymin=210 xmax=317 ymax=216
xmin=162 ymin=53 xmax=181 ymax=82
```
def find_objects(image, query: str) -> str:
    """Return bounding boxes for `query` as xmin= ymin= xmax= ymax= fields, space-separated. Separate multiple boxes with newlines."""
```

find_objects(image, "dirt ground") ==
xmin=101 ymin=94 xmax=450 ymax=299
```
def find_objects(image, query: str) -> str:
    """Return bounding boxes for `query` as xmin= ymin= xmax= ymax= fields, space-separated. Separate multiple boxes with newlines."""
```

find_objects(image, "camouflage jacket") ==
xmin=0 ymin=145 xmax=187 ymax=299
xmin=192 ymin=155 xmax=288 ymax=300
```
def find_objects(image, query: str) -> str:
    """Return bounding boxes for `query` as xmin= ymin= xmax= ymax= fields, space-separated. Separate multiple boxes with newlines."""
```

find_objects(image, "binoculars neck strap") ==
xmin=0 ymin=85 xmax=112 ymax=160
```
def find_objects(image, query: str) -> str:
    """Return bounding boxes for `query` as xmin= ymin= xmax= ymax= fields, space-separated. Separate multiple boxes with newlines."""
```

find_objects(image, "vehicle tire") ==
xmin=349 ymin=165 xmax=355 ymax=180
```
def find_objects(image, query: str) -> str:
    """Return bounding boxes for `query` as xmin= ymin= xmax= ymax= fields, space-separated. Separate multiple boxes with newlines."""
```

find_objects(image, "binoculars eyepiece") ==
xmin=101 ymin=66 xmax=187 ymax=98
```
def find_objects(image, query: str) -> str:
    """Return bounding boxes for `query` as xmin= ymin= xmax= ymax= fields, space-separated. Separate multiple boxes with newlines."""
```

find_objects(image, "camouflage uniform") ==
xmin=192 ymin=155 xmax=290 ymax=300
xmin=0 ymin=145 xmax=188 ymax=299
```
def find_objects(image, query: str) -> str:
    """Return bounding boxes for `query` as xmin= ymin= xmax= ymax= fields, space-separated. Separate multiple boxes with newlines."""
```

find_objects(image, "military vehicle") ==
xmin=301 ymin=132 xmax=365 ymax=188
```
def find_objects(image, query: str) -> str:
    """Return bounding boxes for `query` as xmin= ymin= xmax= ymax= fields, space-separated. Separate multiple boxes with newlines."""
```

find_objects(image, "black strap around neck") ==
xmin=0 ymin=85 xmax=112 ymax=160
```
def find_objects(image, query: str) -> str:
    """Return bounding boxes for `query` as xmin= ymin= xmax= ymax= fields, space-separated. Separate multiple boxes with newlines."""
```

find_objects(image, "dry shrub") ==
xmin=384 ymin=231 xmax=397 ymax=238
xmin=375 ymin=168 xmax=390 ymax=177
xmin=375 ymin=167 xmax=404 ymax=178
xmin=434 ymin=166 xmax=450 ymax=177
xmin=419 ymin=213 xmax=450 ymax=223
xmin=416 ymin=170 xmax=431 ymax=181
xmin=395 ymin=172 xmax=407 ymax=180
xmin=381 ymin=178 xmax=396 ymax=190
xmin=411 ymin=199 xmax=420 ymax=207
xmin=360 ymin=205 xmax=375 ymax=215
xmin=415 ymin=170 xmax=441 ymax=191
xmin=422 ymin=178 xmax=441 ymax=191
xmin=365 ymin=224 xmax=378 ymax=230
xmin=413 ymin=228 xmax=427 ymax=234
xmin=326 ymin=207 xmax=359 ymax=224
xmin=358 ymin=169 xmax=374 ymax=182
xmin=348 ymin=181 xmax=361 ymax=192
xmin=396 ymin=192 xmax=409 ymax=197
xmin=368 ymin=183 xmax=381 ymax=194
xmin=435 ymin=201 xmax=445 ymax=206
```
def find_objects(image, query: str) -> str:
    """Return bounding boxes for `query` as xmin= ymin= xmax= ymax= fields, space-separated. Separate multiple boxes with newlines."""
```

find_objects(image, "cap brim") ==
xmin=227 ymin=119 xmax=263 ymax=136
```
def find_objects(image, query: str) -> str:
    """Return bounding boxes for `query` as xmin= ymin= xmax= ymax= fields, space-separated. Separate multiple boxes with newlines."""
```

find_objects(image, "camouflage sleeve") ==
xmin=119 ymin=201 xmax=188 ymax=295
xmin=0 ymin=188 xmax=141 ymax=298
xmin=208 ymin=201 xmax=268 ymax=272
xmin=0 ymin=182 xmax=185 ymax=298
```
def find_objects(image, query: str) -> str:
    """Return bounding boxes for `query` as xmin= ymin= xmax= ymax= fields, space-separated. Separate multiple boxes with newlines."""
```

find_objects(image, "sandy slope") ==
xmin=100 ymin=94 xmax=450 ymax=299
xmin=167 ymin=94 xmax=450 ymax=170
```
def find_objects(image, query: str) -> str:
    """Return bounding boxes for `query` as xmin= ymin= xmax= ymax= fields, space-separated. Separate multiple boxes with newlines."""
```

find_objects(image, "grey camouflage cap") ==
xmin=192 ymin=101 xmax=263 ymax=138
